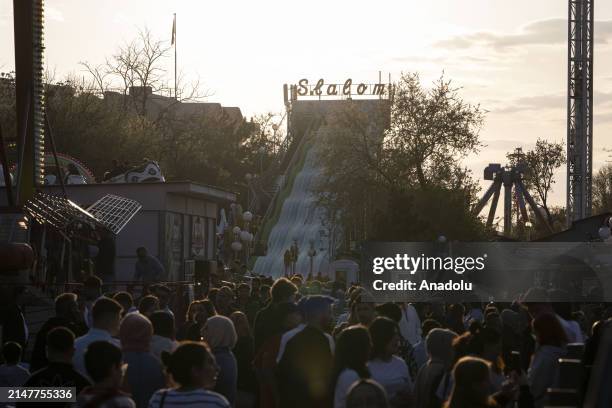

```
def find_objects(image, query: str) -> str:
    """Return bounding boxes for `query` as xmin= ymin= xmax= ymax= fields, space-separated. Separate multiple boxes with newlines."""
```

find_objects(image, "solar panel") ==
xmin=86 ymin=194 xmax=142 ymax=234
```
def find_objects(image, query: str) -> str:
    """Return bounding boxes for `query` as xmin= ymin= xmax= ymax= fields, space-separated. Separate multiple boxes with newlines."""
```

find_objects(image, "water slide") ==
xmin=252 ymin=128 xmax=332 ymax=278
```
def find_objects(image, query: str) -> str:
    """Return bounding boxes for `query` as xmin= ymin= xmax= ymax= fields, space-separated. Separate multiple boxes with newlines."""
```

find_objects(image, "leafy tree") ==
xmin=387 ymin=72 xmax=484 ymax=190
xmin=506 ymin=139 xmax=565 ymax=223
xmin=593 ymin=164 xmax=612 ymax=214
xmin=314 ymin=73 xmax=486 ymax=242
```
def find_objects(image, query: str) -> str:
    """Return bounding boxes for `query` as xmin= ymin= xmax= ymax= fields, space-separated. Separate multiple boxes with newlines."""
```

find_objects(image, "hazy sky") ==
xmin=1 ymin=0 xmax=612 ymax=206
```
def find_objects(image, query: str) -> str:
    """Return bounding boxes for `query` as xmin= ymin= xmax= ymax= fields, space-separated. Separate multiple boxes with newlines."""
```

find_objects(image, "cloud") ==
xmin=491 ymin=93 xmax=565 ymax=114
xmin=46 ymin=6 xmax=65 ymax=22
xmin=595 ymin=112 xmax=612 ymax=123
xmin=487 ymin=91 xmax=612 ymax=114
xmin=436 ymin=18 xmax=612 ymax=51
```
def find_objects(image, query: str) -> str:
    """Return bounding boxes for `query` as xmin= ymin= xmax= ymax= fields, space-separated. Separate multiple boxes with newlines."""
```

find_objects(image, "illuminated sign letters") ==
xmin=296 ymin=78 xmax=386 ymax=98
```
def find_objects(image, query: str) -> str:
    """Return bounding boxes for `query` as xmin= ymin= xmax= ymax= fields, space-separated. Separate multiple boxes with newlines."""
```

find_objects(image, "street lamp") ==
xmin=307 ymin=239 xmax=317 ymax=279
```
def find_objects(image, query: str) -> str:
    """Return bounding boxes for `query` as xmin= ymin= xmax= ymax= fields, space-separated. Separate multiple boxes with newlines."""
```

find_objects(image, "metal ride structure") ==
xmin=475 ymin=0 xmax=595 ymax=236
xmin=472 ymin=163 xmax=553 ymax=237
xmin=12 ymin=0 xmax=46 ymax=206
xmin=2 ymin=1 xmax=142 ymax=280
xmin=566 ymin=0 xmax=594 ymax=225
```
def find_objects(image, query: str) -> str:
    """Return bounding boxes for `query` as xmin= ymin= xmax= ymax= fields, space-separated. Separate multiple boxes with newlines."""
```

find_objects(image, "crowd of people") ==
xmin=0 ymin=272 xmax=610 ymax=408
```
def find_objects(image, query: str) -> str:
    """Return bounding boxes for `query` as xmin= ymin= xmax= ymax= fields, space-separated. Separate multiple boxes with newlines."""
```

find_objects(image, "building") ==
xmin=102 ymin=86 xmax=244 ymax=127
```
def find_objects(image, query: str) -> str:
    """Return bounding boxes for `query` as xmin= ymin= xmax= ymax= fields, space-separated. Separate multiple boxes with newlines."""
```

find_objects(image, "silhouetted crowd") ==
xmin=1 ymin=274 xmax=611 ymax=408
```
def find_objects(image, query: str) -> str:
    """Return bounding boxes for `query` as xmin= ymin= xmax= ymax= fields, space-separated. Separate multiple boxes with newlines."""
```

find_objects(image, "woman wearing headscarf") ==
xmin=202 ymin=315 xmax=238 ymax=406
xmin=414 ymin=328 xmax=457 ymax=408
xmin=230 ymin=311 xmax=257 ymax=407
xmin=119 ymin=313 xmax=166 ymax=408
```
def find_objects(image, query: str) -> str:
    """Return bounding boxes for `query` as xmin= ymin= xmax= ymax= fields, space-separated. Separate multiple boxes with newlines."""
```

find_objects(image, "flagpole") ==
xmin=174 ymin=13 xmax=177 ymax=100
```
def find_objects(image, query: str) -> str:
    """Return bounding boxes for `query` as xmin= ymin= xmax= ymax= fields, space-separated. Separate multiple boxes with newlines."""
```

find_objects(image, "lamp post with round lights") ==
xmin=307 ymin=239 xmax=317 ymax=279
xmin=231 ymin=225 xmax=243 ymax=261
xmin=245 ymin=173 xmax=253 ymax=210
xmin=241 ymin=211 xmax=254 ymax=268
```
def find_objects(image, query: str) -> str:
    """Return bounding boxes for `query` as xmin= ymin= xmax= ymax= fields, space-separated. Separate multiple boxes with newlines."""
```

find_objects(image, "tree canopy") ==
xmin=314 ymin=72 xmax=486 ymax=242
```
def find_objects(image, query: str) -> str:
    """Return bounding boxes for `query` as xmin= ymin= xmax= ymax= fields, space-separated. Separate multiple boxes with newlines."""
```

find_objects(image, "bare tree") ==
xmin=80 ymin=27 xmax=209 ymax=116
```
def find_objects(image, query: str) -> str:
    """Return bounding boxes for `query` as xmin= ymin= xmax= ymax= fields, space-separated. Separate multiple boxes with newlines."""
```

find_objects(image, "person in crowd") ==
xmin=149 ymin=342 xmax=229 ymax=408
xmin=351 ymin=294 xmax=377 ymax=327
xmin=277 ymin=296 xmax=334 ymax=363
xmin=443 ymin=356 xmax=507 ymax=408
xmin=77 ymin=341 xmax=136 ymax=408
xmin=94 ymin=230 xmax=116 ymax=283
xmin=334 ymin=289 xmax=376 ymax=337
xmin=235 ymin=283 xmax=250 ymax=313
xmin=138 ymin=295 xmax=159 ymax=319
xmin=485 ymin=312 xmax=502 ymax=334
xmin=229 ymin=311 xmax=257 ymax=406
xmin=2 ymin=286 xmax=30 ymax=349
xmin=22 ymin=327 xmax=91 ymax=406
xmin=201 ymin=315 xmax=238 ymax=406
xmin=277 ymin=295 xmax=335 ymax=408
xmin=119 ymin=313 xmax=166 ymax=408
xmin=499 ymin=309 xmax=522 ymax=372
xmin=399 ymin=303 xmax=422 ymax=346
xmin=114 ymin=292 xmax=138 ymax=316
xmin=246 ymin=284 xmax=263 ymax=328
xmin=528 ymin=313 xmax=568 ymax=408
xmin=259 ymin=285 xmax=271 ymax=306
xmin=74 ymin=297 xmax=122 ymax=378
xmin=375 ymin=303 xmax=419 ymax=380
xmin=151 ymin=285 xmax=174 ymax=318
xmin=0 ymin=342 xmax=29 ymax=386
xmin=368 ymin=317 xmax=413 ymax=407
xmin=448 ymin=322 xmax=504 ymax=394
xmin=345 ymin=379 xmax=389 ymax=408
xmin=464 ymin=303 xmax=484 ymax=329
xmin=134 ymin=247 xmax=166 ymax=284
xmin=332 ymin=325 xmax=372 ymax=408
xmin=414 ymin=328 xmax=457 ymax=408
xmin=82 ymin=276 xmax=103 ymax=329
xmin=177 ymin=299 xmax=216 ymax=341
xmin=335 ymin=286 xmax=362 ymax=327
xmin=256 ymin=301 xmax=303 ymax=408
xmin=445 ymin=304 xmax=466 ymax=336
xmin=208 ymin=288 xmax=220 ymax=306
xmin=253 ymin=278 xmax=298 ymax=353
xmin=412 ymin=319 xmax=442 ymax=371
xmin=215 ymin=286 xmax=236 ymax=317
xmin=251 ymin=277 xmax=262 ymax=300
xmin=583 ymin=319 xmax=606 ymax=367
xmin=548 ymin=289 xmax=584 ymax=343
xmin=571 ymin=310 xmax=588 ymax=340
xmin=30 ymin=292 xmax=86 ymax=372
xmin=283 ymin=249 xmax=292 ymax=277
xmin=150 ymin=311 xmax=178 ymax=360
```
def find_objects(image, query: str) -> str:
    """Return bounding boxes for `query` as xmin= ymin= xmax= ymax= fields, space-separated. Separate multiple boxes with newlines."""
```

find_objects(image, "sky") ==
xmin=1 ymin=0 xmax=612 ymax=207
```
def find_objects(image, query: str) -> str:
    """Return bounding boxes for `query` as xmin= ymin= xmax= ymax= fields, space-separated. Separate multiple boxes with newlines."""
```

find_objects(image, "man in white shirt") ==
xmin=276 ymin=296 xmax=335 ymax=363
xmin=73 ymin=297 xmax=122 ymax=379
xmin=399 ymin=303 xmax=422 ymax=346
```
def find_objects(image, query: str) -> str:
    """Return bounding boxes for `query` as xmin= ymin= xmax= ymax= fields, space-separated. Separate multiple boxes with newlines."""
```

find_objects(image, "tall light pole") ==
xmin=307 ymin=239 xmax=317 ymax=278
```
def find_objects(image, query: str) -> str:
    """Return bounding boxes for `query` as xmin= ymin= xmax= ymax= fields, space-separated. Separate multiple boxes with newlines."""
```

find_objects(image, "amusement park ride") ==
xmin=0 ymin=1 xmax=154 ymax=274
xmin=472 ymin=0 xmax=595 ymax=233
xmin=0 ymin=0 xmax=598 ymax=265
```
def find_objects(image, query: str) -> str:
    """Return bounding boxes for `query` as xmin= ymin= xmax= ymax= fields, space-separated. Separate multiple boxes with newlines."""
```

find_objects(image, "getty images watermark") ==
xmin=371 ymin=253 xmax=487 ymax=292
xmin=360 ymin=242 xmax=612 ymax=303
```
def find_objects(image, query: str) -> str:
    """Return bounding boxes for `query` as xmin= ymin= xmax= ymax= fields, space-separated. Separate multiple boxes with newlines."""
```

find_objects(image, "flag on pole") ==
xmin=171 ymin=14 xmax=176 ymax=45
